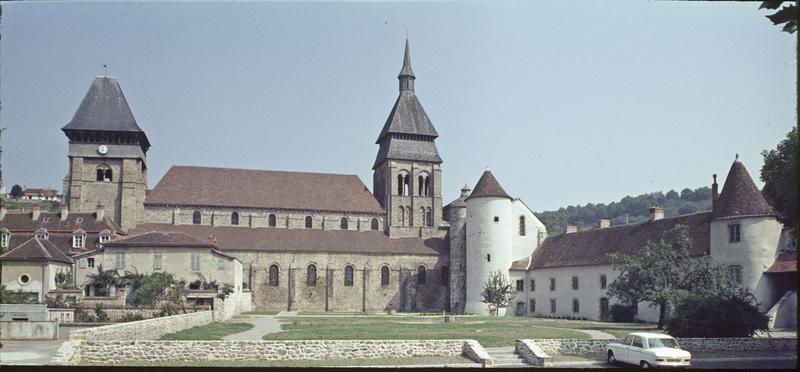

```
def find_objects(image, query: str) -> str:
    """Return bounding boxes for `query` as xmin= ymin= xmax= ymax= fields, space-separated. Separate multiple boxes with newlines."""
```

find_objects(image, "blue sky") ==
xmin=0 ymin=1 xmax=795 ymax=212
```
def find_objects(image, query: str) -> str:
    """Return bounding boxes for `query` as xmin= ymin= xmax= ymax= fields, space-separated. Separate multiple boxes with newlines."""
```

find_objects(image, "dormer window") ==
xmin=35 ymin=228 xmax=49 ymax=240
xmin=72 ymin=234 xmax=85 ymax=249
xmin=99 ymin=234 xmax=111 ymax=243
xmin=0 ymin=232 xmax=9 ymax=249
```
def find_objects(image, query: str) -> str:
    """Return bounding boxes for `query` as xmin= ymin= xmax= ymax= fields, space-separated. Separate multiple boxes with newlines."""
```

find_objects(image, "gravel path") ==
xmin=222 ymin=315 xmax=283 ymax=341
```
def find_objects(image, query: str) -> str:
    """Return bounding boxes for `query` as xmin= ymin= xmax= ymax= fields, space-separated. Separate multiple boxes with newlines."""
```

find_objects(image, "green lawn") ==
xmin=242 ymin=310 xmax=281 ymax=315
xmin=262 ymin=316 xmax=590 ymax=347
xmin=521 ymin=317 xmax=661 ymax=339
xmin=160 ymin=322 xmax=254 ymax=340
xmin=133 ymin=355 xmax=476 ymax=367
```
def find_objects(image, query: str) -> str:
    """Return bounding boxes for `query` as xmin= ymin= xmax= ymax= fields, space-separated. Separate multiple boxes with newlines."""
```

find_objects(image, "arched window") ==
xmin=418 ymin=175 xmax=424 ymax=196
xmin=96 ymin=165 xmax=112 ymax=182
xmin=269 ymin=265 xmax=279 ymax=287
xmin=426 ymin=210 xmax=432 ymax=227
xmin=305 ymin=216 xmax=313 ymax=229
xmin=519 ymin=216 xmax=526 ymax=236
xmin=399 ymin=207 xmax=405 ymax=227
xmin=417 ymin=266 xmax=427 ymax=285
xmin=268 ymin=214 xmax=277 ymax=227
xmin=340 ymin=217 xmax=348 ymax=230
xmin=192 ymin=210 xmax=202 ymax=225
xmin=380 ymin=266 xmax=390 ymax=286
xmin=425 ymin=177 xmax=431 ymax=196
xmin=397 ymin=174 xmax=404 ymax=195
xmin=441 ymin=266 xmax=449 ymax=286
xmin=404 ymin=175 xmax=410 ymax=196
xmin=406 ymin=206 xmax=412 ymax=226
xmin=420 ymin=208 xmax=426 ymax=227
xmin=231 ymin=212 xmax=239 ymax=225
xmin=371 ymin=218 xmax=379 ymax=231
xmin=344 ymin=266 xmax=354 ymax=287
xmin=307 ymin=264 xmax=317 ymax=286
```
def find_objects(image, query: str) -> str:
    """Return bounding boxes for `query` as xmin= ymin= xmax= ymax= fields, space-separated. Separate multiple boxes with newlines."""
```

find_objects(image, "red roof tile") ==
xmin=766 ymin=250 xmax=797 ymax=273
xmin=466 ymin=170 xmax=512 ymax=200
xmin=0 ymin=237 xmax=73 ymax=264
xmin=104 ymin=231 xmax=215 ymax=248
xmin=714 ymin=161 xmax=777 ymax=219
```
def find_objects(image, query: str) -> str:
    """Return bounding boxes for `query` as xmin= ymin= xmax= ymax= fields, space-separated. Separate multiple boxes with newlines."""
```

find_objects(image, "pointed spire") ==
xmin=466 ymin=169 xmax=512 ymax=201
xmin=713 ymin=160 xmax=776 ymax=219
xmin=398 ymin=39 xmax=415 ymax=91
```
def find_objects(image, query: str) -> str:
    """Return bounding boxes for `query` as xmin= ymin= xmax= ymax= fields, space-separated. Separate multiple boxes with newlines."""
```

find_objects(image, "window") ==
xmin=399 ymin=207 xmax=406 ymax=226
xmin=192 ymin=210 xmax=201 ymax=225
xmin=550 ymin=299 xmax=556 ymax=313
xmin=153 ymin=253 xmax=163 ymax=270
xmin=729 ymin=265 xmax=743 ymax=284
xmin=418 ymin=175 xmax=424 ymax=196
xmin=115 ymin=252 xmax=125 ymax=269
xmin=728 ymin=224 xmax=741 ymax=243
xmin=494 ymin=216 xmax=499 ymax=222
xmin=550 ymin=278 xmax=556 ymax=291
xmin=269 ymin=265 xmax=279 ymax=287
xmin=231 ymin=212 xmax=239 ymax=225
xmin=572 ymin=276 xmax=579 ymax=290
xmin=441 ymin=266 xmax=449 ymax=286
xmin=572 ymin=299 xmax=580 ymax=313
xmin=268 ymin=214 xmax=277 ymax=227
xmin=305 ymin=216 xmax=313 ymax=229
xmin=486 ymin=254 xmax=491 ymax=262
xmin=417 ymin=266 xmax=426 ymax=285
xmin=99 ymin=234 xmax=110 ymax=243
xmin=307 ymin=265 xmax=317 ymax=286
xmin=529 ymin=299 xmax=536 ymax=313
xmin=217 ymin=258 xmax=226 ymax=271
xmin=381 ymin=266 xmax=390 ymax=286
xmin=0 ymin=233 xmax=9 ymax=248
xmin=519 ymin=216 xmax=526 ymax=236
xmin=344 ymin=266 xmax=354 ymax=286
xmin=79 ymin=258 xmax=88 ymax=268
xmin=36 ymin=229 xmax=48 ymax=240
xmin=371 ymin=218 xmax=379 ymax=231
xmin=96 ymin=166 xmax=113 ymax=182
xmin=340 ymin=217 xmax=349 ymax=230
xmin=190 ymin=252 xmax=201 ymax=271
xmin=530 ymin=280 xmax=536 ymax=291
xmin=18 ymin=274 xmax=31 ymax=285
xmin=87 ymin=258 xmax=95 ymax=268
xmin=632 ymin=336 xmax=643 ymax=348
xmin=600 ymin=275 xmax=607 ymax=289
xmin=72 ymin=235 xmax=85 ymax=249
xmin=425 ymin=210 xmax=432 ymax=227
xmin=516 ymin=280 xmax=524 ymax=291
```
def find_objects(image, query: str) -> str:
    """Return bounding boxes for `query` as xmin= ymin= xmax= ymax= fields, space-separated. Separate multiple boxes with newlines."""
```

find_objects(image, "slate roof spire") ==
xmin=398 ymin=38 xmax=415 ymax=91
xmin=712 ymin=158 xmax=777 ymax=219
xmin=466 ymin=169 xmax=513 ymax=200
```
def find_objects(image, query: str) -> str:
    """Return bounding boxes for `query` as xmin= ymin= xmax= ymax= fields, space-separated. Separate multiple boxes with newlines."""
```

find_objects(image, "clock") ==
xmin=97 ymin=145 xmax=109 ymax=155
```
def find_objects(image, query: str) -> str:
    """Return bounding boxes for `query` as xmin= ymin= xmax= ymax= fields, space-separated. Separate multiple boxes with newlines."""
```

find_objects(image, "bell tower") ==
xmin=62 ymin=76 xmax=149 ymax=231
xmin=373 ymin=40 xmax=443 ymax=238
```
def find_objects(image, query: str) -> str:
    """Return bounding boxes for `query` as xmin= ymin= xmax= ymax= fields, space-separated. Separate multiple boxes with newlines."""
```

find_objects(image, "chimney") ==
xmin=711 ymin=174 xmax=719 ymax=211
xmin=31 ymin=205 xmax=41 ymax=221
xmin=60 ymin=207 xmax=69 ymax=221
xmin=649 ymin=205 xmax=664 ymax=221
xmin=0 ymin=203 xmax=6 ymax=220
xmin=565 ymin=225 xmax=578 ymax=234
xmin=95 ymin=202 xmax=105 ymax=221
xmin=598 ymin=219 xmax=611 ymax=229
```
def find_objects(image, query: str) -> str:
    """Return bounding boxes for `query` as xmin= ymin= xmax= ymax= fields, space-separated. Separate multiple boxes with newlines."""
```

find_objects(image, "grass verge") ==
xmin=159 ymin=322 xmax=254 ymax=340
xmin=134 ymin=355 xmax=476 ymax=367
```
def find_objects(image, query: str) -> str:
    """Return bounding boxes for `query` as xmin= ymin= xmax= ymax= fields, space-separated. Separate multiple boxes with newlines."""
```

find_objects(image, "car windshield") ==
xmin=648 ymin=338 xmax=679 ymax=349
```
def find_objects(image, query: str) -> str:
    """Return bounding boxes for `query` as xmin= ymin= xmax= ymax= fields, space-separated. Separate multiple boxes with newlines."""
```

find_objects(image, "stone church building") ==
xmin=0 ymin=40 xmax=795 ymax=325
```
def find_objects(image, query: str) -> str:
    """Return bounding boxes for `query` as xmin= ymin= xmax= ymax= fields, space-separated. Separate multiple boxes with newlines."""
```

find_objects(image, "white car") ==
xmin=606 ymin=332 xmax=692 ymax=368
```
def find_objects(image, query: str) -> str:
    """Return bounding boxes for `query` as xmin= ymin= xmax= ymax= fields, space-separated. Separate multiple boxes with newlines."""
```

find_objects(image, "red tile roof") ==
xmin=530 ymin=212 xmax=712 ymax=269
xmin=131 ymin=223 xmax=447 ymax=256
xmin=466 ymin=170 xmax=512 ymax=200
xmin=713 ymin=161 xmax=777 ymax=219
xmin=0 ymin=237 xmax=73 ymax=264
xmin=765 ymin=250 xmax=797 ymax=273
xmin=104 ymin=231 xmax=215 ymax=248
xmin=0 ymin=211 xmax=122 ymax=234
xmin=510 ymin=255 xmax=531 ymax=270
xmin=145 ymin=166 xmax=385 ymax=214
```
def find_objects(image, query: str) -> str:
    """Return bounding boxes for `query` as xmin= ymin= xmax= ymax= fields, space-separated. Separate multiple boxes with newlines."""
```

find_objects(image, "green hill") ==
xmin=534 ymin=186 xmax=712 ymax=234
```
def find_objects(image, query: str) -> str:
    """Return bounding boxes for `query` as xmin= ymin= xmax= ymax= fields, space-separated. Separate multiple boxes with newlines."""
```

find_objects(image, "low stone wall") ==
xmin=72 ymin=340 xmax=470 ymax=366
xmin=463 ymin=339 xmax=494 ymax=367
xmin=69 ymin=311 xmax=215 ymax=342
xmin=0 ymin=320 xmax=59 ymax=340
xmin=515 ymin=339 xmax=546 ymax=367
xmin=677 ymin=337 xmax=797 ymax=351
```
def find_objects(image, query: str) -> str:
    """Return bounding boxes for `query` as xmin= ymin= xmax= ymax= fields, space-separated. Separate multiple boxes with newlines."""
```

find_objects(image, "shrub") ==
xmin=120 ymin=311 xmax=145 ymax=322
xmin=159 ymin=302 xmax=180 ymax=317
xmin=610 ymin=304 xmax=636 ymax=322
xmin=666 ymin=293 xmax=768 ymax=337
xmin=74 ymin=308 xmax=95 ymax=322
xmin=94 ymin=303 xmax=110 ymax=322
xmin=216 ymin=283 xmax=234 ymax=300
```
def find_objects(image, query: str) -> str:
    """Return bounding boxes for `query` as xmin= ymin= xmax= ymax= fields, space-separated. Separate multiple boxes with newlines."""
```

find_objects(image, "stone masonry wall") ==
xmin=69 ymin=311 xmax=214 ymax=342
xmin=73 ymin=340 xmax=469 ymax=365
xmin=527 ymin=337 xmax=798 ymax=356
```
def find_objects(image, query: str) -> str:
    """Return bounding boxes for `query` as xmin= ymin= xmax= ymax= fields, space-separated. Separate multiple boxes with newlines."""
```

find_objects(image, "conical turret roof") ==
xmin=713 ymin=160 xmax=777 ymax=219
xmin=466 ymin=169 xmax=512 ymax=200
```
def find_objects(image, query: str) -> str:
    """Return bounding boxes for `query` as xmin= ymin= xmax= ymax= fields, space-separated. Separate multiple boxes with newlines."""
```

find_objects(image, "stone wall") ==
xmin=69 ymin=311 xmax=214 ymax=341
xmin=0 ymin=320 xmax=59 ymax=340
xmin=515 ymin=339 xmax=546 ymax=367
xmin=521 ymin=337 xmax=798 ymax=357
xmin=70 ymin=339 xmax=470 ymax=366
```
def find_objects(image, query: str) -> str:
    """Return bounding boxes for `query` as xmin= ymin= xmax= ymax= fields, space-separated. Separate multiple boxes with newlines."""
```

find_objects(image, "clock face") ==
xmin=98 ymin=145 xmax=109 ymax=155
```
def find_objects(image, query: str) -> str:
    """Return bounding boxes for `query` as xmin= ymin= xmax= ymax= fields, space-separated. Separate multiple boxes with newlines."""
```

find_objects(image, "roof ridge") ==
xmin=169 ymin=165 xmax=362 ymax=178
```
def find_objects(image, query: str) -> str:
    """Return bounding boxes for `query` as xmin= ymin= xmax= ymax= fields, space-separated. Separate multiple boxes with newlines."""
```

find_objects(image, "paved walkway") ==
xmin=222 ymin=315 xmax=284 ymax=341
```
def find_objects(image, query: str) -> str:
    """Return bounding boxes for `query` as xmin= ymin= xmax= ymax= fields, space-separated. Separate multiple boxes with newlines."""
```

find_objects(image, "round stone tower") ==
xmin=448 ymin=185 xmax=470 ymax=314
xmin=464 ymin=169 xmax=515 ymax=315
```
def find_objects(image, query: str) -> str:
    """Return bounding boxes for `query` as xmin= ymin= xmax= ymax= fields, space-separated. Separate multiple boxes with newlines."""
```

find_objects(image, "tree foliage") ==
xmin=607 ymin=225 xmax=739 ymax=329
xmin=86 ymin=264 xmax=121 ymax=296
xmin=0 ymin=285 xmax=28 ymax=304
xmin=760 ymin=1 xmax=797 ymax=33
xmin=480 ymin=271 xmax=516 ymax=316
xmin=124 ymin=271 xmax=182 ymax=308
xmin=10 ymin=184 xmax=22 ymax=199
xmin=760 ymin=126 xmax=797 ymax=230
xmin=666 ymin=292 xmax=769 ymax=337
xmin=54 ymin=269 xmax=74 ymax=290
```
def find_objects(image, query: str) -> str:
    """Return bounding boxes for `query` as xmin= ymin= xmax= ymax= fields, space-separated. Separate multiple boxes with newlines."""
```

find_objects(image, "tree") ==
xmin=54 ymin=269 xmax=74 ymax=290
xmin=607 ymin=225 xmax=739 ymax=329
xmin=667 ymin=292 xmax=769 ymax=337
xmin=85 ymin=265 xmax=121 ymax=296
xmin=9 ymin=184 xmax=22 ymax=199
xmin=0 ymin=285 xmax=28 ymax=304
xmin=761 ymin=126 xmax=797 ymax=230
xmin=760 ymin=1 xmax=797 ymax=33
xmin=480 ymin=270 xmax=516 ymax=316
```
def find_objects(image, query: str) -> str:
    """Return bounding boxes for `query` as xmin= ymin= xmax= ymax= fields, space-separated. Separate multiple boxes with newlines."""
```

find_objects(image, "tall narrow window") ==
xmin=425 ymin=177 xmax=431 ymax=196
xmin=305 ymin=216 xmax=313 ymax=229
xmin=190 ymin=252 xmax=201 ymax=271
xmin=340 ymin=217 xmax=349 ymax=230
xmin=105 ymin=169 xmax=113 ymax=182
xmin=307 ymin=265 xmax=317 ymax=286
xmin=231 ymin=212 xmax=239 ymax=225
xmin=72 ymin=235 xmax=85 ymax=249
xmin=426 ymin=210 xmax=432 ymax=227
xmin=269 ymin=265 xmax=279 ymax=287
xmin=344 ymin=266 xmax=354 ymax=287
xmin=519 ymin=216 xmax=526 ymax=236
xmin=572 ymin=276 xmax=579 ymax=290
xmin=115 ymin=252 xmax=125 ymax=269
xmin=397 ymin=174 xmax=404 ymax=195
xmin=600 ymin=275 xmax=607 ymax=289
xmin=572 ymin=299 xmax=580 ymax=313
xmin=417 ymin=266 xmax=426 ymax=285
xmin=529 ymin=299 xmax=536 ymax=313
xmin=441 ymin=266 xmax=449 ymax=286
xmin=371 ymin=218 xmax=379 ymax=231
xmin=153 ymin=253 xmax=163 ymax=270
xmin=516 ymin=280 xmax=524 ymax=291
xmin=381 ymin=266 xmax=390 ymax=286
xmin=418 ymin=175 xmax=424 ymax=196
xmin=530 ymin=280 xmax=536 ymax=291
xmin=404 ymin=175 xmax=410 ymax=196
xmin=399 ymin=207 xmax=405 ymax=227
xmin=268 ymin=214 xmax=277 ymax=227
xmin=550 ymin=299 xmax=556 ymax=313
xmin=728 ymin=224 xmax=741 ymax=243
xmin=550 ymin=278 xmax=555 ymax=291
xmin=0 ymin=233 xmax=8 ymax=249
xmin=192 ymin=211 xmax=202 ymax=225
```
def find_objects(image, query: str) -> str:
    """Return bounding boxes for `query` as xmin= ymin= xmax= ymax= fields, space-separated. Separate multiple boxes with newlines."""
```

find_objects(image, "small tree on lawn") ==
xmin=480 ymin=270 xmax=515 ymax=316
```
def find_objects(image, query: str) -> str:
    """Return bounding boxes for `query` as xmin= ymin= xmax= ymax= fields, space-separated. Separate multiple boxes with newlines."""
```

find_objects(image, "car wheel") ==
xmin=607 ymin=351 xmax=616 ymax=365
xmin=640 ymin=361 xmax=651 ymax=368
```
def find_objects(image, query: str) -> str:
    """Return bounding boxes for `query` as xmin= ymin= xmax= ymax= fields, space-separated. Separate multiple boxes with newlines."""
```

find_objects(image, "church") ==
xmin=0 ymin=40 xmax=795 ymax=327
